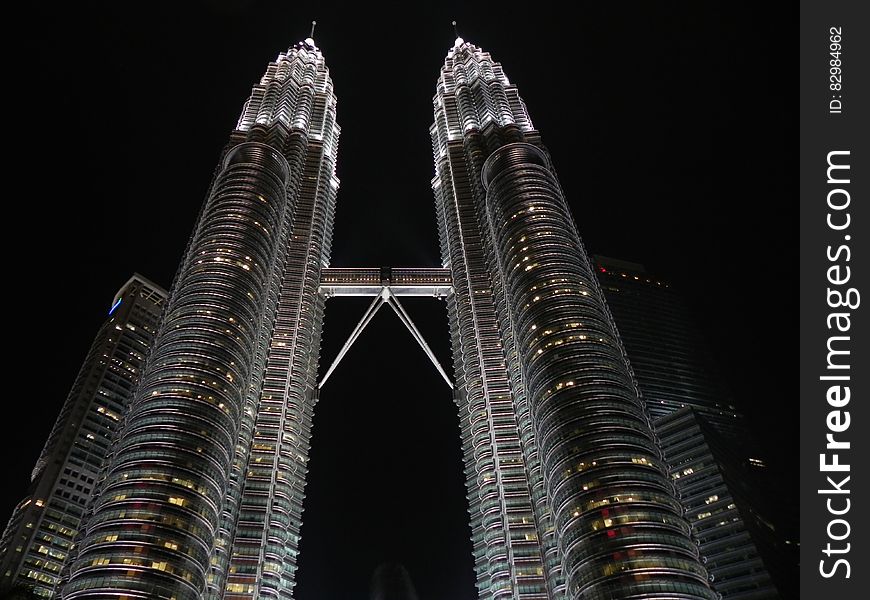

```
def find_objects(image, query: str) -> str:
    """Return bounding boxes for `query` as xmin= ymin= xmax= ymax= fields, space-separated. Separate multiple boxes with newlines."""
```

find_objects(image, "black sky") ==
xmin=5 ymin=2 xmax=796 ymax=598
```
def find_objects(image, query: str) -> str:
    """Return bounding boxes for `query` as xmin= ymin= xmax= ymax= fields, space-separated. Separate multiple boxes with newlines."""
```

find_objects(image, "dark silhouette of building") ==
xmin=593 ymin=256 xmax=748 ymax=445
xmin=370 ymin=563 xmax=420 ymax=600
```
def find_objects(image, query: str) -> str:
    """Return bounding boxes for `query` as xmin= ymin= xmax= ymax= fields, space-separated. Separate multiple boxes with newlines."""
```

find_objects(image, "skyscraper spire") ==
xmin=305 ymin=20 xmax=317 ymax=48
xmin=452 ymin=20 xmax=464 ymax=47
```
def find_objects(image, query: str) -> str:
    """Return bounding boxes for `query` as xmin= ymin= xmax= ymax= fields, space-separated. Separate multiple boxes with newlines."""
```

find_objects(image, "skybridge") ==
xmin=317 ymin=267 xmax=454 ymax=390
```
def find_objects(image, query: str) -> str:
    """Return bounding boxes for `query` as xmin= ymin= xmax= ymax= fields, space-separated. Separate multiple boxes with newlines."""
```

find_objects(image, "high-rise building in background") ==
xmin=0 ymin=275 xmax=167 ymax=597
xmin=594 ymin=256 xmax=793 ymax=600
xmin=656 ymin=409 xmax=783 ymax=600
xmin=592 ymin=257 xmax=749 ymax=446
xmin=0 ymin=34 xmax=731 ymax=600
xmin=593 ymin=257 xmax=791 ymax=599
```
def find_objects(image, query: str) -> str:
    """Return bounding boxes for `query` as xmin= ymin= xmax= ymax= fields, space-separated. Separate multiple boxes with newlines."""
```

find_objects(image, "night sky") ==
xmin=5 ymin=2 xmax=796 ymax=599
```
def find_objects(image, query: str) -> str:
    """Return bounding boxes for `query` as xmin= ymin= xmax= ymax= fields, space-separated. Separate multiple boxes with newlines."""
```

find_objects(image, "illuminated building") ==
xmin=51 ymin=34 xmax=716 ymax=600
xmin=430 ymin=39 xmax=714 ymax=599
xmin=0 ymin=275 xmax=166 ymax=597
xmin=61 ymin=35 xmax=339 ymax=600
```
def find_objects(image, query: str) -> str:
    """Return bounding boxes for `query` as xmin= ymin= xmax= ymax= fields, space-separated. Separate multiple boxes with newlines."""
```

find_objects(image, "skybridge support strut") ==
xmin=317 ymin=277 xmax=454 ymax=390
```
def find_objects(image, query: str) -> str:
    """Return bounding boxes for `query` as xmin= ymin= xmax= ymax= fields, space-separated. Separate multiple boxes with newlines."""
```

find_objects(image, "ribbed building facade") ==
xmin=60 ymin=36 xmax=338 ymax=600
xmin=0 ymin=275 xmax=166 ymax=597
xmin=431 ymin=39 xmax=714 ymax=599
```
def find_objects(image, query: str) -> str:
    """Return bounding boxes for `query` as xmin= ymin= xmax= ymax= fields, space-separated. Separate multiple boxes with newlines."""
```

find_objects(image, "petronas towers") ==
xmin=4 ymin=33 xmax=717 ymax=600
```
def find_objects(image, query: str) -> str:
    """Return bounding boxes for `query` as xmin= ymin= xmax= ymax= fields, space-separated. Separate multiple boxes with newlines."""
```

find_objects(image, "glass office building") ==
xmin=0 ymin=275 xmax=166 ymax=597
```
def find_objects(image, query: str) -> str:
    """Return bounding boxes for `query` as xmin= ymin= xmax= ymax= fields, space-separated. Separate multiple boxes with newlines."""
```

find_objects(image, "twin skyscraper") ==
xmin=3 ymin=34 xmax=724 ymax=599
